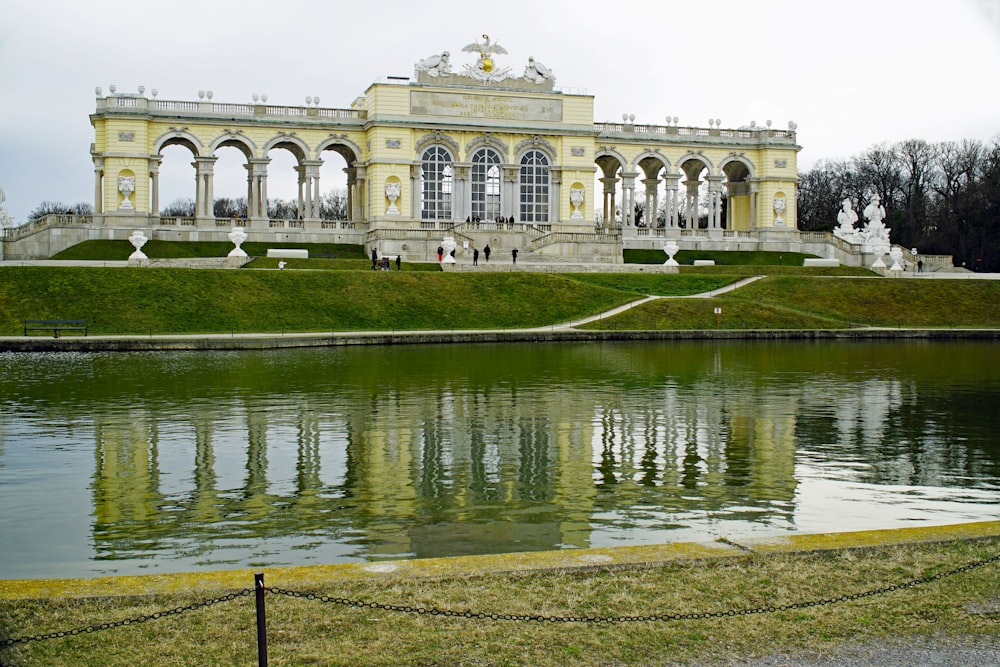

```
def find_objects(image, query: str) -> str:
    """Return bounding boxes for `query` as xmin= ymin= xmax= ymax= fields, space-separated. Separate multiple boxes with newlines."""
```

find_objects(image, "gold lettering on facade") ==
xmin=411 ymin=92 xmax=562 ymax=122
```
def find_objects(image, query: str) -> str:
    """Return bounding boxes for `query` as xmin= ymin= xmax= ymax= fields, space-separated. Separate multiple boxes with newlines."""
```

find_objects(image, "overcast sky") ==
xmin=1 ymin=0 xmax=998 ymax=222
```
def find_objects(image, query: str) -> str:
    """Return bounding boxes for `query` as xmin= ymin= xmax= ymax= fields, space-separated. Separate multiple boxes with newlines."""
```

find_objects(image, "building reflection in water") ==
xmin=4 ymin=341 xmax=997 ymax=571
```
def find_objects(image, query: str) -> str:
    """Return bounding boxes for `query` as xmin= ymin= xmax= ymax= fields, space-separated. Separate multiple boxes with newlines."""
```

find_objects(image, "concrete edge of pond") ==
xmin=2 ymin=328 xmax=1000 ymax=352
xmin=3 ymin=520 xmax=998 ymax=601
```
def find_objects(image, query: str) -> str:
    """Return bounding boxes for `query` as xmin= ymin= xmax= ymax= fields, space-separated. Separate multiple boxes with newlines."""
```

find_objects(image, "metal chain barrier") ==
xmin=268 ymin=551 xmax=1000 ymax=624
xmin=0 ymin=588 xmax=254 ymax=651
xmin=0 ymin=551 xmax=996 ymax=666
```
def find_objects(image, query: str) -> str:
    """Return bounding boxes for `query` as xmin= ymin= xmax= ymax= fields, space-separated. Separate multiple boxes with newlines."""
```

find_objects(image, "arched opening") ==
xmin=319 ymin=149 xmax=349 ymax=221
xmin=678 ymin=158 xmax=712 ymax=229
xmin=594 ymin=154 xmax=624 ymax=228
xmin=265 ymin=143 xmax=303 ymax=220
xmin=518 ymin=150 xmax=550 ymax=223
xmin=420 ymin=146 xmax=454 ymax=221
xmin=211 ymin=145 xmax=250 ymax=219
xmin=158 ymin=141 xmax=198 ymax=217
xmin=722 ymin=160 xmax=752 ymax=231
xmin=471 ymin=147 xmax=502 ymax=221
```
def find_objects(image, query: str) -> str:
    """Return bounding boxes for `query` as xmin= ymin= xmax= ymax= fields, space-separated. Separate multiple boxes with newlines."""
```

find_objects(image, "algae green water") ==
xmin=1 ymin=340 xmax=998 ymax=579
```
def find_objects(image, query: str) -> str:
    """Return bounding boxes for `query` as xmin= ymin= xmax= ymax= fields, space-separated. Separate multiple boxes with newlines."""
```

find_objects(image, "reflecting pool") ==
xmin=1 ymin=341 xmax=998 ymax=578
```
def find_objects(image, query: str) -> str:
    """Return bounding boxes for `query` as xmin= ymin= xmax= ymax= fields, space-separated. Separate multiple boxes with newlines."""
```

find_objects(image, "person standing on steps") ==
xmin=484 ymin=244 xmax=491 ymax=262
xmin=473 ymin=248 xmax=479 ymax=266
xmin=512 ymin=247 xmax=518 ymax=264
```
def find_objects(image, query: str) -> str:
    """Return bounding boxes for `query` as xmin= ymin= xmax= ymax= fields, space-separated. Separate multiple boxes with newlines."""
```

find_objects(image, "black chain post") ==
xmin=255 ymin=573 xmax=268 ymax=667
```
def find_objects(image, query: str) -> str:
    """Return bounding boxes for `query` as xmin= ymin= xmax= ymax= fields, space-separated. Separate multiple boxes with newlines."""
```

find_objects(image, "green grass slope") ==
xmin=0 ymin=267 xmax=634 ymax=335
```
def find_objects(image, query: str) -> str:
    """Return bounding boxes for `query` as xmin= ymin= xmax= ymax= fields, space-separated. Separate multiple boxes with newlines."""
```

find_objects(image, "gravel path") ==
xmin=730 ymin=635 xmax=999 ymax=666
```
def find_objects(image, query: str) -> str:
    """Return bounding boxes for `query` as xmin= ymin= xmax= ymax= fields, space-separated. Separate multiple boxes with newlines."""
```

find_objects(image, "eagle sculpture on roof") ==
xmin=462 ymin=34 xmax=508 ymax=74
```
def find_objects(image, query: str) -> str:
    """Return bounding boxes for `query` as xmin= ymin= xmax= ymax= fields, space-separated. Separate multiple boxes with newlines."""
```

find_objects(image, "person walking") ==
xmin=473 ymin=248 xmax=479 ymax=266
xmin=512 ymin=247 xmax=518 ymax=264
xmin=395 ymin=255 xmax=401 ymax=271
xmin=484 ymin=244 xmax=491 ymax=262
xmin=371 ymin=247 xmax=378 ymax=270
xmin=437 ymin=245 xmax=444 ymax=262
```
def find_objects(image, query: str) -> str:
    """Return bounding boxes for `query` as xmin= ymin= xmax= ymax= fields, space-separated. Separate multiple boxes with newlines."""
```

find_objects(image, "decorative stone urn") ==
xmin=441 ymin=236 xmax=457 ymax=264
xmin=569 ymin=188 xmax=585 ymax=220
xmin=773 ymin=195 xmax=786 ymax=225
xmin=128 ymin=230 xmax=148 ymax=260
xmin=663 ymin=240 xmax=680 ymax=266
xmin=888 ymin=246 xmax=904 ymax=274
xmin=385 ymin=182 xmax=401 ymax=215
xmin=228 ymin=227 xmax=248 ymax=258
xmin=118 ymin=176 xmax=135 ymax=210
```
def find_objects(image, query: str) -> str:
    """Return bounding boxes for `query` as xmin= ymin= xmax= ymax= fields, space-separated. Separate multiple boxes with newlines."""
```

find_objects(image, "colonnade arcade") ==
xmin=99 ymin=129 xmax=365 ymax=224
xmin=595 ymin=151 xmax=756 ymax=231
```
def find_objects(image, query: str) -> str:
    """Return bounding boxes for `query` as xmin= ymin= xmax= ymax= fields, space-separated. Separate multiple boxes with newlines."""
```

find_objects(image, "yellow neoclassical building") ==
xmin=77 ymin=35 xmax=802 ymax=263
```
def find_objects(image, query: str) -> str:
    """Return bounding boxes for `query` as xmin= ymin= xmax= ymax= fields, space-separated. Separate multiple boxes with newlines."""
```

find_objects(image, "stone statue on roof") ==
xmin=462 ymin=34 xmax=512 ymax=82
xmin=523 ymin=56 xmax=555 ymax=84
xmin=416 ymin=51 xmax=452 ymax=77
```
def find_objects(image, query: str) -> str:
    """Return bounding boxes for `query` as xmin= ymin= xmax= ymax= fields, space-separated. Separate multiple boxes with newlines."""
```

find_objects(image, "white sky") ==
xmin=1 ymin=0 xmax=998 ymax=222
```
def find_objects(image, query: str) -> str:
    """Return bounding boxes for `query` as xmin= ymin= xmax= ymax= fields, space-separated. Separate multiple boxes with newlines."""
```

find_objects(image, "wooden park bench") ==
xmin=23 ymin=319 xmax=89 ymax=338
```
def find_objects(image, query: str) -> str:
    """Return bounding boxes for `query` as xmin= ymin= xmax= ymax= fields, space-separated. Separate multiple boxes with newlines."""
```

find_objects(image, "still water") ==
xmin=1 ymin=341 xmax=998 ymax=579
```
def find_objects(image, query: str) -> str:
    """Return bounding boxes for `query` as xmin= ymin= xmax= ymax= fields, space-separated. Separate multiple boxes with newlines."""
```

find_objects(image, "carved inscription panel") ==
xmin=410 ymin=91 xmax=563 ymax=122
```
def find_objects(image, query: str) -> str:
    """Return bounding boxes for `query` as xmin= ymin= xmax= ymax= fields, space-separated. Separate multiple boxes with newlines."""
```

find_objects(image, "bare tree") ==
xmin=28 ymin=201 xmax=93 ymax=219
xmin=320 ymin=188 xmax=348 ymax=220
xmin=160 ymin=198 xmax=195 ymax=216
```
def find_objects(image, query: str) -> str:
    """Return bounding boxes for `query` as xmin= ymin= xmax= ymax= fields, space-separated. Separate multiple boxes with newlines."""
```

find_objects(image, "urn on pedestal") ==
xmin=128 ymin=230 xmax=148 ymax=260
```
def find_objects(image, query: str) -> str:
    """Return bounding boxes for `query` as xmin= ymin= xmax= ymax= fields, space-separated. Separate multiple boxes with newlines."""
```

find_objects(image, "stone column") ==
xmin=245 ymin=158 xmax=270 ymax=224
xmin=642 ymin=177 xmax=660 ymax=228
xmin=354 ymin=166 xmax=367 ymax=222
xmin=303 ymin=160 xmax=322 ymax=220
xmin=148 ymin=156 xmax=161 ymax=217
xmin=682 ymin=179 xmax=701 ymax=230
xmin=345 ymin=167 xmax=356 ymax=222
xmin=93 ymin=157 xmax=105 ymax=215
xmin=410 ymin=164 xmax=421 ymax=220
xmin=600 ymin=177 xmax=617 ymax=229
xmin=194 ymin=157 xmax=217 ymax=222
xmin=502 ymin=165 xmax=518 ymax=220
xmin=454 ymin=165 xmax=470 ymax=222
xmin=621 ymin=171 xmax=637 ymax=226
xmin=549 ymin=168 xmax=561 ymax=224
xmin=663 ymin=175 xmax=680 ymax=228
xmin=707 ymin=176 xmax=724 ymax=229
xmin=749 ymin=180 xmax=759 ymax=230
xmin=296 ymin=166 xmax=306 ymax=220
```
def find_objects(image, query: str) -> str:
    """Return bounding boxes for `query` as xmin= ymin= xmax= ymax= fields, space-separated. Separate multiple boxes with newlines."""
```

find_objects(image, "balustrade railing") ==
xmin=100 ymin=96 xmax=366 ymax=121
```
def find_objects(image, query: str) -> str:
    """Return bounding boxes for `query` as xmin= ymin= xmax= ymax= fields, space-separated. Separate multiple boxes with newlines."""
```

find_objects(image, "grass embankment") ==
xmin=580 ymin=276 xmax=1000 ymax=330
xmin=1 ymin=537 xmax=997 ymax=666
xmin=3 ymin=267 xmax=1000 ymax=335
xmin=0 ymin=267 xmax=657 ymax=336
xmin=52 ymin=240 xmax=370 ymax=261
xmin=626 ymin=248 xmax=819 ymax=266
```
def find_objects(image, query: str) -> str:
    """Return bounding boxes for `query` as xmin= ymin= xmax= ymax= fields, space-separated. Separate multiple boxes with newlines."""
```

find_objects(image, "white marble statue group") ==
xmin=416 ymin=35 xmax=554 ymax=85
xmin=833 ymin=193 xmax=891 ymax=251
xmin=0 ymin=186 xmax=13 ymax=228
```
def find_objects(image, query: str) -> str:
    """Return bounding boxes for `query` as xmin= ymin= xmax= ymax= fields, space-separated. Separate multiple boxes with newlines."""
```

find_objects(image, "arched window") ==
xmin=421 ymin=146 xmax=453 ymax=220
xmin=519 ymin=150 xmax=550 ymax=223
xmin=471 ymin=148 xmax=502 ymax=220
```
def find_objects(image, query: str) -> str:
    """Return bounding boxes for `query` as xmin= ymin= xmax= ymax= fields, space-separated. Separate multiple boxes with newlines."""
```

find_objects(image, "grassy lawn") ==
xmin=626 ymin=248 xmax=819 ymax=266
xmin=0 ymin=268 xmax=635 ymax=335
xmin=580 ymin=276 xmax=1000 ymax=330
xmin=721 ymin=276 xmax=1000 ymax=328
xmin=580 ymin=297 xmax=851 ymax=330
xmin=1 ymin=538 xmax=997 ymax=666
xmin=560 ymin=273 xmax=739 ymax=296
xmin=52 ymin=240 xmax=369 ymax=261
xmin=2 ymin=268 xmax=1000 ymax=335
